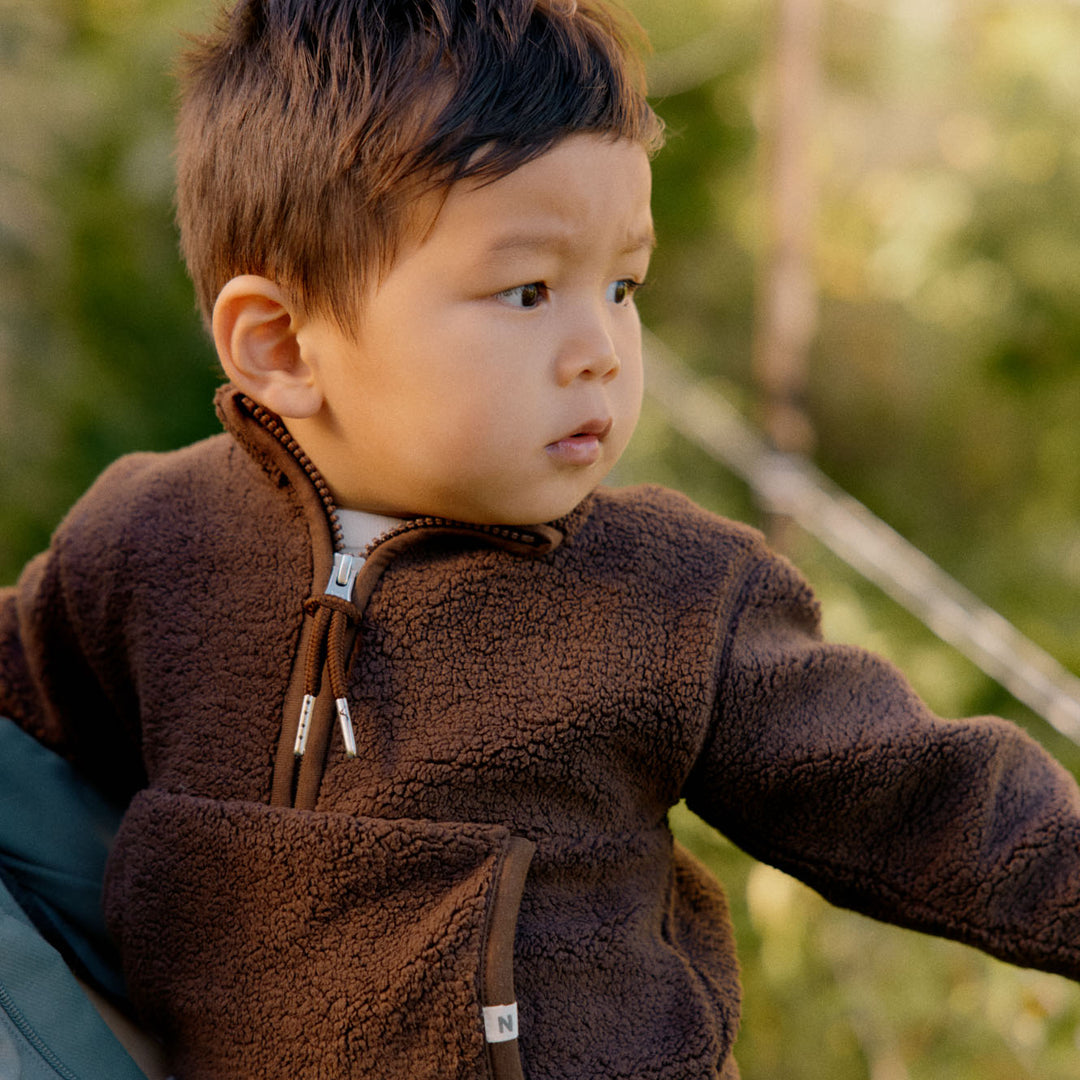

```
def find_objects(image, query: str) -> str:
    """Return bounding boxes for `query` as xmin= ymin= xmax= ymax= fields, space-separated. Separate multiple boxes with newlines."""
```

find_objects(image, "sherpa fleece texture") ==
xmin=3 ymin=386 xmax=1080 ymax=1080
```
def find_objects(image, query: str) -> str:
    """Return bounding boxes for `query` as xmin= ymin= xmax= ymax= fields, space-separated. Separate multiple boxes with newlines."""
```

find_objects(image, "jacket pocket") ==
xmin=513 ymin=831 xmax=741 ymax=1079
xmin=104 ymin=788 xmax=533 ymax=1080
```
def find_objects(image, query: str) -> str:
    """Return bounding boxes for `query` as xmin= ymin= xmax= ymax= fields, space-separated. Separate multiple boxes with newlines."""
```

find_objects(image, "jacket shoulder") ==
xmin=586 ymin=484 xmax=767 ymax=565
xmin=42 ymin=432 xmax=298 ymax=609
xmin=62 ymin=434 xmax=264 ymax=535
xmin=70 ymin=433 xmax=238 ymax=514
xmin=562 ymin=484 xmax=783 ymax=619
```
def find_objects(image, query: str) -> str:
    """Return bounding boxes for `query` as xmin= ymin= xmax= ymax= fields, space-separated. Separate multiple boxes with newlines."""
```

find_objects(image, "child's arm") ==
xmin=684 ymin=547 xmax=1080 ymax=979
xmin=0 ymin=455 xmax=153 ymax=803
xmin=0 ymin=457 xmax=168 ymax=1071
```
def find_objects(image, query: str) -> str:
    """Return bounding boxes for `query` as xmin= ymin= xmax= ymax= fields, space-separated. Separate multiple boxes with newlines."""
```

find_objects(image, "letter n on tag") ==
xmin=483 ymin=1002 xmax=519 ymax=1043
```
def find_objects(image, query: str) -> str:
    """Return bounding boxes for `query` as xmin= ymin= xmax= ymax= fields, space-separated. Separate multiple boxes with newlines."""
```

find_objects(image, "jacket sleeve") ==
xmin=0 ymin=456 xmax=151 ymax=803
xmin=683 ymin=548 xmax=1080 ymax=980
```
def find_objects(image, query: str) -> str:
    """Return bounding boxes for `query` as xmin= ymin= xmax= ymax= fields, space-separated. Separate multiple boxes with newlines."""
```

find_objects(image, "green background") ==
xmin=2 ymin=0 xmax=1079 ymax=1075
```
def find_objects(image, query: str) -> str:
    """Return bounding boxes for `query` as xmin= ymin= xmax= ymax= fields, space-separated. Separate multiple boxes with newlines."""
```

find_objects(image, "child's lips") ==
xmin=546 ymin=418 xmax=612 ymax=467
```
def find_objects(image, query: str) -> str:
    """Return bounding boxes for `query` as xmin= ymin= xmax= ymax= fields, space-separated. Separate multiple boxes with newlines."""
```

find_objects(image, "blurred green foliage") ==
xmin=623 ymin=0 xmax=1080 ymax=1074
xmin=2 ymin=0 xmax=1079 ymax=1076
xmin=0 ymin=0 xmax=221 ymax=578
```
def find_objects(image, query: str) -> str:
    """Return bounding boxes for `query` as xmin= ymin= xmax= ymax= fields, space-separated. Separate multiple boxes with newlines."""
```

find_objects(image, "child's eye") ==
xmin=495 ymin=282 xmax=548 ymax=309
xmin=607 ymin=278 xmax=645 ymax=305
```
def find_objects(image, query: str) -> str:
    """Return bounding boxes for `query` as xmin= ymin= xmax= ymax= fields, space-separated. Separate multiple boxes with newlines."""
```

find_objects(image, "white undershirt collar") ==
xmin=336 ymin=508 xmax=406 ymax=556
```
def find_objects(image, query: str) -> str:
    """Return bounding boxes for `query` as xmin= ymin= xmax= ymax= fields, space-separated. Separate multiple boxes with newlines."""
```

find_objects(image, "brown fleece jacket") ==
xmin=3 ymin=386 xmax=1080 ymax=1080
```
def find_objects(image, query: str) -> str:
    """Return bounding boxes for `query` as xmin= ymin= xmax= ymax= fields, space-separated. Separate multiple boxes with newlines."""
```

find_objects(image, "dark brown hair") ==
xmin=175 ymin=0 xmax=664 ymax=329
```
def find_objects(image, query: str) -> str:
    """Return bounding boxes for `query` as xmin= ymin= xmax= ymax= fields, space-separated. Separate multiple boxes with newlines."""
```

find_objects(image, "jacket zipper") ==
xmin=243 ymin=397 xmax=345 ymax=550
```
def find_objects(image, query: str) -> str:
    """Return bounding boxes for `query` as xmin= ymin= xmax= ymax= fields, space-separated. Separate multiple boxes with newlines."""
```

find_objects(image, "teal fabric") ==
xmin=0 ymin=718 xmax=148 ymax=1079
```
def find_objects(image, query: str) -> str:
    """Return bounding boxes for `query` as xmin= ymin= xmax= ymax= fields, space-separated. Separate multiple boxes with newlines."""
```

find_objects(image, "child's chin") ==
xmin=455 ymin=476 xmax=604 ymax=526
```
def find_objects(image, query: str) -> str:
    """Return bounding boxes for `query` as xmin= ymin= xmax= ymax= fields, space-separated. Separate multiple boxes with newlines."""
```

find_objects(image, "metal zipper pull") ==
xmin=325 ymin=551 xmax=362 ymax=600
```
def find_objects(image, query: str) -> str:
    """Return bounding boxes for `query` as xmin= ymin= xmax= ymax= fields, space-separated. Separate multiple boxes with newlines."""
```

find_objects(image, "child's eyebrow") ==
xmin=621 ymin=226 xmax=658 ymax=256
xmin=482 ymin=224 xmax=657 ymax=260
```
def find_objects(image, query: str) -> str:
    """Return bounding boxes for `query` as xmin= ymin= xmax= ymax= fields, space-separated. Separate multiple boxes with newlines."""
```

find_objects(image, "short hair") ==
xmin=175 ymin=0 xmax=664 ymax=330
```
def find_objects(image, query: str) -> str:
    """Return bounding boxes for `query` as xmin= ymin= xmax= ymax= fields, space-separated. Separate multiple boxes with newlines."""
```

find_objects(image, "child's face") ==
xmin=294 ymin=134 xmax=654 ymax=524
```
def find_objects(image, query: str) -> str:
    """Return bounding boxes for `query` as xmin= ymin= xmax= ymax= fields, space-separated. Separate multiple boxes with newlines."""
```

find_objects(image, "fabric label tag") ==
xmin=483 ymin=1002 xmax=519 ymax=1043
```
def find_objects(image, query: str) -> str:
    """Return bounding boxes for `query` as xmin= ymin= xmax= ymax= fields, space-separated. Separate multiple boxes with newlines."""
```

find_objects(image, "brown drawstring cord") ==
xmin=294 ymin=594 xmax=361 ymax=758
xmin=279 ymin=524 xmax=564 ymax=807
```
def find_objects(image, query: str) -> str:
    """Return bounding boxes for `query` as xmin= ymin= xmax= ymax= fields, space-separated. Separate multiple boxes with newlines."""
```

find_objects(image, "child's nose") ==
xmin=554 ymin=310 xmax=621 ymax=386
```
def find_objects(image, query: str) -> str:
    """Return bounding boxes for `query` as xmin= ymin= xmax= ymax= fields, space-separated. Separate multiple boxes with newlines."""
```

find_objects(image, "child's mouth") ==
xmin=546 ymin=419 xmax=612 ymax=467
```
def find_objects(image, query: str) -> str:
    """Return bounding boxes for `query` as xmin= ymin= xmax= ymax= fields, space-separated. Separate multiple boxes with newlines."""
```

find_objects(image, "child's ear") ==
xmin=212 ymin=276 xmax=322 ymax=419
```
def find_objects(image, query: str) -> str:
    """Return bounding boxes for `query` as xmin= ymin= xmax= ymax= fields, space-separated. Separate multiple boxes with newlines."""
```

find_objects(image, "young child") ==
xmin=3 ymin=1 xmax=1080 ymax=1078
